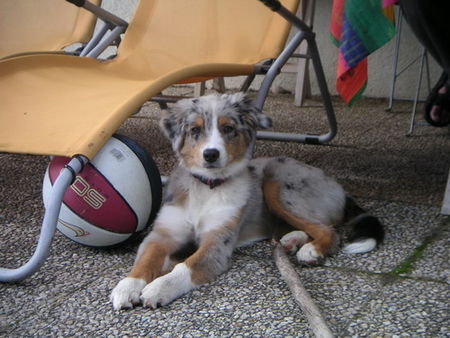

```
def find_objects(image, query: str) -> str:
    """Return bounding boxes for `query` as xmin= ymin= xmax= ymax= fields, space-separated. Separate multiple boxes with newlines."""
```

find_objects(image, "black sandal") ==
xmin=424 ymin=72 xmax=450 ymax=127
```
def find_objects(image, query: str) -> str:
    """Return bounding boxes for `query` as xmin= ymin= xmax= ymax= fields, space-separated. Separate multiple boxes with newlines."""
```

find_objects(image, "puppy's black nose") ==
xmin=203 ymin=148 xmax=220 ymax=163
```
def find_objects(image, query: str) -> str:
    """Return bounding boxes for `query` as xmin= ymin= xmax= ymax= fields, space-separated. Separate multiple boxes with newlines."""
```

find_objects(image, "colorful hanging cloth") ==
xmin=330 ymin=0 xmax=396 ymax=105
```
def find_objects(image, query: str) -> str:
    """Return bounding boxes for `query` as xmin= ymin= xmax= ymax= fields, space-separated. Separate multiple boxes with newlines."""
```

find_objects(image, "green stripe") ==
xmin=344 ymin=0 xmax=395 ymax=53
xmin=348 ymin=81 xmax=367 ymax=106
xmin=329 ymin=33 xmax=339 ymax=47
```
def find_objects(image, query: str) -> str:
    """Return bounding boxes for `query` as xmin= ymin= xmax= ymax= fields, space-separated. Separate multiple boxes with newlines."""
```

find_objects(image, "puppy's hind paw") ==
xmin=280 ymin=231 xmax=309 ymax=255
xmin=110 ymin=277 xmax=147 ymax=310
xmin=296 ymin=242 xmax=323 ymax=265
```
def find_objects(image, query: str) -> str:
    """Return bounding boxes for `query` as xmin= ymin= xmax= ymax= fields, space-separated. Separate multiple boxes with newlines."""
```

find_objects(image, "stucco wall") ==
xmin=101 ymin=0 xmax=441 ymax=100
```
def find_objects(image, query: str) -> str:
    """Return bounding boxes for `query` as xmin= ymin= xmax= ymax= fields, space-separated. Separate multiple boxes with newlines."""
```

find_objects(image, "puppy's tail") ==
xmin=342 ymin=197 xmax=384 ymax=254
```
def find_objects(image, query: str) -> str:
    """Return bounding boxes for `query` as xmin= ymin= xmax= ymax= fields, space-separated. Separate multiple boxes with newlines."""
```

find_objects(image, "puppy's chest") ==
xmin=184 ymin=179 xmax=251 ymax=232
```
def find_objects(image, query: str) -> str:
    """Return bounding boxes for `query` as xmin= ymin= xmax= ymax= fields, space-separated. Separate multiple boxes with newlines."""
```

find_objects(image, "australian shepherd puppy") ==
xmin=111 ymin=93 xmax=384 ymax=310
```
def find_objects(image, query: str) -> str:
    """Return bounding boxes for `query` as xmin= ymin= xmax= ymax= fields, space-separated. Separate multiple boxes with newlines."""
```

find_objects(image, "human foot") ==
xmin=424 ymin=72 xmax=450 ymax=127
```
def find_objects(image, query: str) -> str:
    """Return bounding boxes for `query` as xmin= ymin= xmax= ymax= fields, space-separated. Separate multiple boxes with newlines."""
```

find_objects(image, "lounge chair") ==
xmin=0 ymin=0 xmax=102 ymax=59
xmin=0 ymin=0 xmax=336 ymax=282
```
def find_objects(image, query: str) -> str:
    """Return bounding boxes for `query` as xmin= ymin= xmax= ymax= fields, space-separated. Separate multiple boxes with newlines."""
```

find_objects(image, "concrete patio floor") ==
xmin=1 ymin=90 xmax=449 ymax=337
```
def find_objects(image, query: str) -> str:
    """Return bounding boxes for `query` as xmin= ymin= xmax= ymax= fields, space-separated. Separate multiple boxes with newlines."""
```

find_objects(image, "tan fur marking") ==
xmin=178 ymin=116 xmax=206 ymax=168
xmin=169 ymin=185 xmax=188 ymax=207
xmin=180 ymin=137 xmax=205 ymax=169
xmin=185 ymin=212 xmax=242 ymax=285
xmin=263 ymin=180 xmax=337 ymax=256
xmin=129 ymin=228 xmax=178 ymax=283
xmin=184 ymin=236 xmax=216 ymax=285
xmin=226 ymin=133 xmax=247 ymax=164
xmin=219 ymin=116 xmax=248 ymax=164
xmin=218 ymin=116 xmax=230 ymax=128
xmin=194 ymin=117 xmax=204 ymax=128
xmin=152 ymin=227 xmax=172 ymax=239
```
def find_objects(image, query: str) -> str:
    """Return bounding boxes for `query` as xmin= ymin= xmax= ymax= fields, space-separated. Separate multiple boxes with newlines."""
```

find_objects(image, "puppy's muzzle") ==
xmin=203 ymin=148 xmax=220 ymax=164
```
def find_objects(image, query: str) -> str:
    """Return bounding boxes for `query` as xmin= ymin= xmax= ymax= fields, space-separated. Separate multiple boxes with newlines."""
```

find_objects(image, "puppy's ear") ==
xmin=226 ymin=92 xmax=272 ymax=130
xmin=159 ymin=110 xmax=177 ymax=140
xmin=159 ymin=100 xmax=191 ymax=151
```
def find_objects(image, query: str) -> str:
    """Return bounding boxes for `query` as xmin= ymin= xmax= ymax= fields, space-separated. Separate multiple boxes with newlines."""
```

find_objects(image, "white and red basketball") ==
xmin=42 ymin=135 xmax=162 ymax=247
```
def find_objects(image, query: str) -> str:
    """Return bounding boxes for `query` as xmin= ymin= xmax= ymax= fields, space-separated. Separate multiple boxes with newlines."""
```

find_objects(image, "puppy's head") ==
xmin=160 ymin=92 xmax=272 ymax=178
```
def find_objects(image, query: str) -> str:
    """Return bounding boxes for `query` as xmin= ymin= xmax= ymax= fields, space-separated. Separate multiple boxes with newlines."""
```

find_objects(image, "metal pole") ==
xmin=79 ymin=21 xmax=110 ymax=57
xmin=65 ymin=0 xmax=128 ymax=28
xmin=408 ymin=48 xmax=427 ymax=135
xmin=86 ymin=26 xmax=125 ymax=58
xmin=0 ymin=156 xmax=88 ymax=282
xmin=386 ymin=7 xmax=403 ymax=112
xmin=256 ymin=0 xmax=337 ymax=144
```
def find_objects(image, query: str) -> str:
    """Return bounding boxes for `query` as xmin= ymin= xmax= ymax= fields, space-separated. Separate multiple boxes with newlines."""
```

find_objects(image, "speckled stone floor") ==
xmin=1 ymin=90 xmax=449 ymax=337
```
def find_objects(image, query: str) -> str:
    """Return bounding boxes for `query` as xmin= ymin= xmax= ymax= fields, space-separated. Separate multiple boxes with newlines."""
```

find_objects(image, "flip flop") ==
xmin=424 ymin=72 xmax=450 ymax=127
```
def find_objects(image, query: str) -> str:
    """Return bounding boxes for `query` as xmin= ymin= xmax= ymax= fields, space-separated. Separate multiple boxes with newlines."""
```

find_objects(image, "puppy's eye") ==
xmin=191 ymin=126 xmax=201 ymax=135
xmin=223 ymin=125 xmax=235 ymax=134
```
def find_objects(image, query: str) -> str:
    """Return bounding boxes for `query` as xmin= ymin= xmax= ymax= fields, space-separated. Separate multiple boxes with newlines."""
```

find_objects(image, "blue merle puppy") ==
xmin=111 ymin=92 xmax=384 ymax=310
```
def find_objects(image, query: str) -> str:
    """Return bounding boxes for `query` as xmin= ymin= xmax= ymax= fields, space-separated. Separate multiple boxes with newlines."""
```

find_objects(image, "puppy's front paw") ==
xmin=140 ymin=276 xmax=173 ymax=309
xmin=296 ymin=242 xmax=323 ymax=265
xmin=110 ymin=277 xmax=146 ymax=310
xmin=141 ymin=263 xmax=195 ymax=309
xmin=280 ymin=231 xmax=309 ymax=254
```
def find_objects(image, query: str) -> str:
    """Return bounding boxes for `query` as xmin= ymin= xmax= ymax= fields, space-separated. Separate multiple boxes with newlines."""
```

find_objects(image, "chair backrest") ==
xmin=113 ymin=0 xmax=299 ymax=79
xmin=0 ymin=0 xmax=101 ymax=58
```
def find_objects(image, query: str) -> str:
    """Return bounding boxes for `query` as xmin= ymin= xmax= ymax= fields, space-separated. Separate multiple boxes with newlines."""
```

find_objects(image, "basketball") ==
xmin=42 ymin=135 xmax=162 ymax=247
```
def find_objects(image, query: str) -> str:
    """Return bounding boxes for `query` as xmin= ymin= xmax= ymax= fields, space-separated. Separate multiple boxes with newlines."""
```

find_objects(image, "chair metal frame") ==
xmin=254 ymin=2 xmax=336 ymax=144
xmin=71 ymin=0 xmax=128 ymax=58
xmin=385 ymin=7 xmax=431 ymax=135
xmin=0 ymin=156 xmax=88 ymax=282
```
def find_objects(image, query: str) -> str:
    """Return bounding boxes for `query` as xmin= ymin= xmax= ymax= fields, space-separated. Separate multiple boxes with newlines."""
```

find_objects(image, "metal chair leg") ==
xmin=408 ymin=49 xmax=428 ymax=135
xmin=386 ymin=7 xmax=403 ymax=112
xmin=255 ymin=27 xmax=337 ymax=144
xmin=0 ymin=156 xmax=87 ymax=282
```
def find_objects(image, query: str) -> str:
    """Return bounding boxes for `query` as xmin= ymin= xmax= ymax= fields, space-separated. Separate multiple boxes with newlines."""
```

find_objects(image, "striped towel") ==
xmin=330 ymin=0 xmax=396 ymax=105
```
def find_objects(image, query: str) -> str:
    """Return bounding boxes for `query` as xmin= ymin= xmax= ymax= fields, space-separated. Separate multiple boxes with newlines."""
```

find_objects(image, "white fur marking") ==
xmin=296 ymin=242 xmax=322 ymax=264
xmin=343 ymin=238 xmax=377 ymax=254
xmin=135 ymin=205 xmax=190 ymax=263
xmin=110 ymin=277 xmax=147 ymax=310
xmin=141 ymin=263 xmax=195 ymax=308
xmin=186 ymin=173 xmax=250 ymax=233
xmin=191 ymin=156 xmax=249 ymax=180
xmin=202 ymin=112 xmax=227 ymax=167
xmin=280 ymin=231 xmax=309 ymax=255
